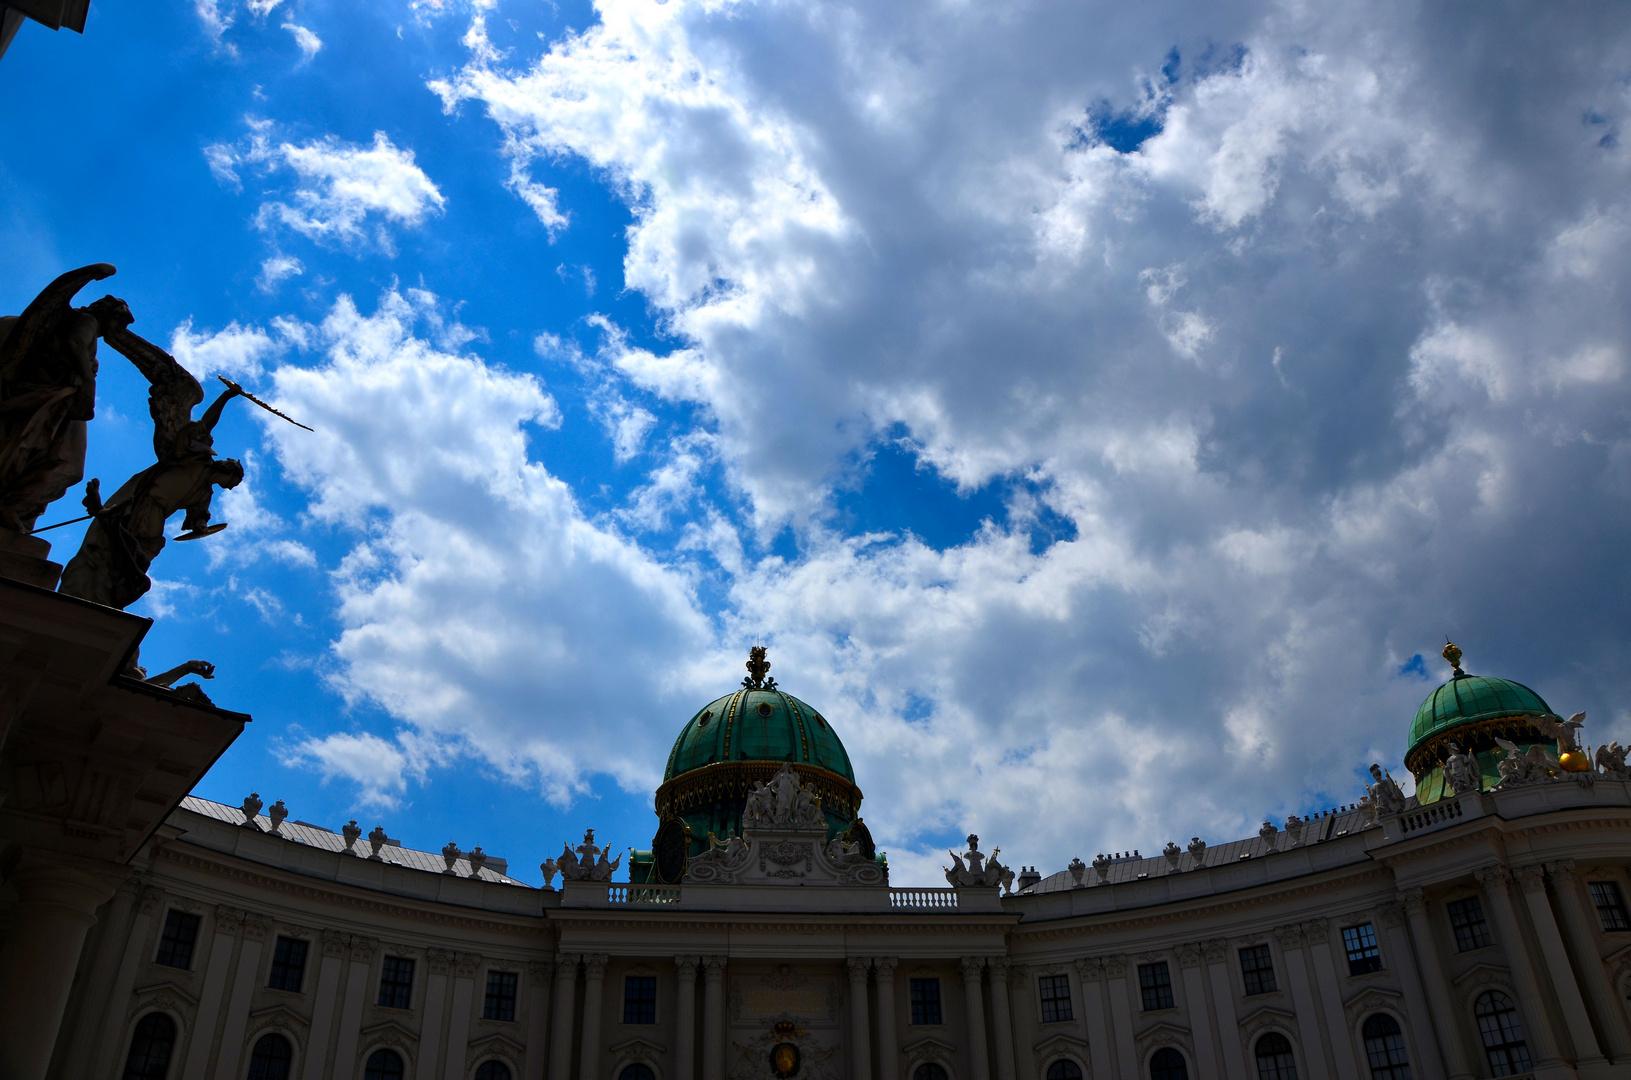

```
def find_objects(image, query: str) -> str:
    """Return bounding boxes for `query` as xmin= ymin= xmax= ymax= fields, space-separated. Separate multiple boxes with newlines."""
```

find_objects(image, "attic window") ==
xmin=814 ymin=713 xmax=826 ymax=729
xmin=698 ymin=710 xmax=712 ymax=727
xmin=757 ymin=702 xmax=773 ymax=717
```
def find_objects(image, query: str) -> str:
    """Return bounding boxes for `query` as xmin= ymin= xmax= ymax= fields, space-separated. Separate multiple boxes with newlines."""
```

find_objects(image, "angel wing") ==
xmin=1494 ymin=736 xmax=1520 ymax=755
xmin=0 ymin=263 xmax=116 ymax=385
xmin=100 ymin=325 xmax=204 ymax=457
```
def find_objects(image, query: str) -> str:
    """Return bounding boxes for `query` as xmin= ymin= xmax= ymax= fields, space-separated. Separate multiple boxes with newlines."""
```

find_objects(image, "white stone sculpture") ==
xmin=1443 ymin=742 xmax=1481 ymax=795
xmin=240 ymin=792 xmax=263 ymax=829
xmin=1092 ymin=853 xmax=1111 ymax=882
xmin=1163 ymin=841 xmax=1182 ymax=869
xmin=1595 ymin=742 xmax=1630 ymax=781
xmin=1494 ymin=738 xmax=1562 ymax=787
xmin=1068 ymin=857 xmax=1087 ymax=887
xmin=441 ymin=842 xmax=460 ymax=875
xmin=367 ymin=826 xmax=388 ymax=862
xmin=1186 ymin=837 xmax=1207 ymax=864
xmin=540 ymin=858 xmax=558 ymax=889
xmin=468 ymin=846 xmax=487 ymax=878
xmin=557 ymin=829 xmax=622 ymax=882
xmin=1283 ymin=815 xmax=1303 ymax=847
xmin=1535 ymin=711 xmax=1586 ymax=754
xmin=267 ymin=799 xmax=287 ymax=835
xmin=944 ymin=834 xmax=1011 ymax=889
xmin=1365 ymin=764 xmax=1408 ymax=815
xmin=341 ymin=819 xmax=361 ymax=854
xmin=743 ymin=763 xmax=826 ymax=831
xmin=688 ymin=830 xmax=753 ymax=884
xmin=1258 ymin=821 xmax=1280 ymax=852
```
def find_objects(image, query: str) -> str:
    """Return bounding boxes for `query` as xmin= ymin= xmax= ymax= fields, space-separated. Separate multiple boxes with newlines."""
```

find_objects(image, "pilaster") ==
xmin=960 ymin=957 xmax=991 ymax=1080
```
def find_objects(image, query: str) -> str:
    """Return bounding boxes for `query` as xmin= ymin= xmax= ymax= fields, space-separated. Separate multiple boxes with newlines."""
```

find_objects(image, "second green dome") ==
xmin=663 ymin=688 xmax=854 ymax=783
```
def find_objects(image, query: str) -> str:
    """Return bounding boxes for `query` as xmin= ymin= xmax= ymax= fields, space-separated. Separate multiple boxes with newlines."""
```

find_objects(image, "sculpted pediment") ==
xmin=1032 ymin=1032 xmax=1091 ymax=1070
xmin=358 ymin=1018 xmax=419 ymax=1050
xmin=131 ymin=980 xmax=199 ymax=1010
xmin=247 ymin=1002 xmax=310 ymax=1028
xmin=1450 ymin=961 xmax=1511 ymax=988
xmin=901 ymin=1035 xmax=958 ymax=1070
xmin=468 ymin=1032 xmax=526 ymax=1070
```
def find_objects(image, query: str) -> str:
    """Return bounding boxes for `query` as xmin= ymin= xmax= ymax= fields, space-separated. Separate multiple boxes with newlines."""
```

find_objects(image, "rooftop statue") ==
xmin=556 ymin=828 xmax=622 ymax=882
xmin=945 ymin=833 xmax=1013 ymax=891
xmin=1365 ymin=763 xmax=1408 ymax=816
xmin=0 ymin=263 xmax=124 ymax=535
xmin=57 ymin=323 xmax=248 ymax=608
xmin=742 ymin=763 xmax=825 ymax=830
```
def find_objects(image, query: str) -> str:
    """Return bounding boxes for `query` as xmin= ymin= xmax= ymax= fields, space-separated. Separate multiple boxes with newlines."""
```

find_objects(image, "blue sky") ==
xmin=5 ymin=1 xmax=1631 ymax=886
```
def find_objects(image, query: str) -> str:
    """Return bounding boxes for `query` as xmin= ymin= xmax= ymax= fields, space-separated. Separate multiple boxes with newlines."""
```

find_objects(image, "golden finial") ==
xmin=742 ymin=645 xmax=777 ymax=690
xmin=1442 ymin=640 xmax=1464 ymax=678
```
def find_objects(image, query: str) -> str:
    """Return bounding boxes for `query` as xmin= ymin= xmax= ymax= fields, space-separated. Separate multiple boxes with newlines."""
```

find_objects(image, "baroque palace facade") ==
xmin=4 ymin=581 xmax=1631 ymax=1080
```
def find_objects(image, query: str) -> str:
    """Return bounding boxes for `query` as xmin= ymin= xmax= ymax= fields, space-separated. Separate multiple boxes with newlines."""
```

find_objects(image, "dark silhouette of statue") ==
xmin=0 ymin=263 xmax=125 ymax=535
xmin=58 ymin=323 xmax=245 ymax=609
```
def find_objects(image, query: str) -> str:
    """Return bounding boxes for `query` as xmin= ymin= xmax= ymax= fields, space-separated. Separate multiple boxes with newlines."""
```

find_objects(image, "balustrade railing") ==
xmin=1399 ymin=798 xmax=1464 ymax=834
xmin=606 ymin=884 xmax=683 ymax=905
xmin=889 ymin=888 xmax=959 ymax=909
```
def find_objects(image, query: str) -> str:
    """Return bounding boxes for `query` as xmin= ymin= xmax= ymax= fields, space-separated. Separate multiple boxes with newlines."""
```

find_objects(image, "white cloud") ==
xmin=256 ymin=254 xmax=305 ymax=292
xmin=170 ymin=317 xmax=283 ymax=382
xmin=205 ymin=124 xmax=446 ymax=252
xmin=193 ymin=0 xmax=235 ymax=52
xmin=283 ymin=22 xmax=322 ymax=62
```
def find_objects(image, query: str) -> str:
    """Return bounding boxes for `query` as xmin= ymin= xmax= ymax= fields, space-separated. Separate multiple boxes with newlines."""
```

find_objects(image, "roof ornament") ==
xmin=1443 ymin=640 xmax=1465 ymax=678
xmin=742 ymin=644 xmax=778 ymax=690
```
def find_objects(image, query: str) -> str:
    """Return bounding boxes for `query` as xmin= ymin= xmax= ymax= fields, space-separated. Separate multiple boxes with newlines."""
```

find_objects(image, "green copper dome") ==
xmin=663 ymin=688 xmax=854 ymax=783
xmin=1408 ymin=674 xmax=1553 ymax=757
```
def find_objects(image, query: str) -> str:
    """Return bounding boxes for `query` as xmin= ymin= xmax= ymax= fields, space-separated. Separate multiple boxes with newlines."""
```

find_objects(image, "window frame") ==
xmin=1446 ymin=896 xmax=1494 ymax=952
xmin=1360 ymin=1012 xmax=1412 ymax=1080
xmin=246 ymin=1031 xmax=294 ymax=1080
xmin=121 ymin=1011 xmax=178 ymax=1080
xmin=1137 ymin=961 xmax=1175 ymax=1012
xmin=363 ymin=1048 xmax=406 ymax=1080
xmin=1046 ymin=1060 xmax=1085 ymax=1080
xmin=1148 ymin=1046 xmax=1190 ymax=1080
xmin=1239 ymin=944 xmax=1278 ymax=996
xmin=1038 ymin=973 xmax=1073 ymax=1023
xmin=376 ymin=956 xmax=416 ymax=1010
xmin=484 ymin=969 xmax=519 ymax=1022
xmin=473 ymin=1061 xmax=513 ymax=1080
xmin=622 ymin=974 xmax=658 ymax=1025
xmin=1253 ymin=1031 xmax=1298 ymax=1080
xmin=1588 ymin=880 xmax=1631 ymax=932
xmin=1341 ymin=923 xmax=1383 ymax=976
xmin=1473 ymin=990 xmax=1531 ymax=1077
xmin=153 ymin=909 xmax=201 ymax=970
xmin=267 ymin=936 xmax=309 ymax=993
xmin=909 ymin=977 xmax=943 ymax=1025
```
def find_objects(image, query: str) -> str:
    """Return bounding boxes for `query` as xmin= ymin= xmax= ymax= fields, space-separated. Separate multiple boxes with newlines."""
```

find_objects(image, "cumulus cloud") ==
xmin=283 ymin=22 xmax=322 ymax=62
xmin=170 ymin=317 xmax=283 ymax=382
xmin=205 ymin=122 xmax=446 ymax=252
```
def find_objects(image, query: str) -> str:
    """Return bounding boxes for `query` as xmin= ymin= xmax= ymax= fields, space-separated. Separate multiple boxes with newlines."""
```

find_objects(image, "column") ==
xmin=302 ymin=931 xmax=351 ymax=1080
xmin=446 ymin=953 xmax=481 ymax=1080
xmin=1301 ymin=920 xmax=1360 ymax=1080
xmin=0 ymin=853 xmax=124 ymax=1080
xmin=1073 ymin=959 xmax=1115 ymax=1080
xmin=986 ymin=959 xmax=1017 ymax=1080
xmin=330 ymin=936 xmax=379 ymax=1077
xmin=418 ymin=951 xmax=453 ymax=1080
xmin=56 ymin=875 xmax=140 ymax=1078
xmin=1514 ymin=864 xmax=1607 ymax=1071
xmin=1201 ymin=940 xmax=1248 ymax=1080
xmin=1104 ymin=956 xmax=1138 ymax=1080
xmin=549 ymin=954 xmax=580 ymax=1080
xmin=1399 ymin=890 xmax=1474 ymax=1080
xmin=213 ymin=915 xmax=271 ymax=1080
xmin=524 ymin=962 xmax=554 ymax=1080
xmin=1273 ymin=926 xmax=1330 ymax=1077
xmin=579 ymin=954 xmax=608 ymax=1080
xmin=1175 ymin=945 xmax=1220 ymax=1080
xmin=674 ymin=956 xmax=699 ymax=1080
xmin=1376 ymin=901 xmax=1446 ymax=1080
xmin=1547 ymin=861 xmax=1631 ymax=1061
xmin=88 ymin=880 xmax=163 ymax=1079
xmin=875 ymin=958 xmax=900 ymax=1080
xmin=703 ymin=956 xmax=727 ymax=1080
xmin=848 ymin=959 xmax=874 ymax=1080
xmin=961 ymin=957 xmax=991 ymax=1080
xmin=180 ymin=905 xmax=245 ymax=1080
xmin=1474 ymin=866 xmax=1565 ymax=1073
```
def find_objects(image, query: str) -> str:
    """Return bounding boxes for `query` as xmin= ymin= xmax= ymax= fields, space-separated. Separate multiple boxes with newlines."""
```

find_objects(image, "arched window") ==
xmin=1361 ymin=1014 xmax=1412 ymax=1080
xmin=1047 ymin=1061 xmax=1084 ymax=1080
xmin=474 ymin=1062 xmax=512 ymax=1080
xmin=913 ymin=1065 xmax=950 ymax=1080
xmin=617 ymin=1068 xmax=654 ymax=1080
xmin=1150 ymin=1048 xmax=1189 ymax=1080
xmin=122 ymin=1013 xmax=177 ymax=1080
xmin=246 ymin=1033 xmax=293 ymax=1080
xmin=1254 ymin=1033 xmax=1297 ymax=1080
xmin=1474 ymin=992 xmax=1531 ymax=1077
xmin=364 ymin=1049 xmax=405 ymax=1080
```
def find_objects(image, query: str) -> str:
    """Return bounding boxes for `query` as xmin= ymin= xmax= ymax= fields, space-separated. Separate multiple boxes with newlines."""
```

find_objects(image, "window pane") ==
xmin=909 ymin=978 xmax=942 ymax=1025
xmin=364 ymin=1050 xmax=405 ymax=1080
xmin=1254 ymin=1033 xmax=1298 ymax=1080
xmin=913 ymin=1067 xmax=950 ymax=1080
xmin=1361 ymin=1014 xmax=1413 ymax=1080
xmin=268 ymin=937 xmax=308 ymax=992
xmin=1150 ymin=1047 xmax=1189 ymax=1080
xmin=121 ymin=1013 xmax=177 ymax=1080
xmin=1047 ymin=1062 xmax=1084 ymax=1080
xmin=1342 ymin=924 xmax=1383 ymax=975
xmin=1475 ymin=992 xmax=1531 ymax=1077
xmin=474 ymin=1063 xmax=513 ymax=1080
xmin=1138 ymin=962 xmax=1174 ymax=1011
xmin=619 ymin=1068 xmax=656 ymax=1080
xmin=1240 ymin=945 xmax=1277 ymax=995
xmin=622 ymin=975 xmax=657 ymax=1024
xmin=247 ymin=1033 xmax=293 ymax=1080
xmin=1039 ymin=974 xmax=1073 ymax=1023
xmin=377 ymin=957 xmax=415 ymax=1009
xmin=1589 ymin=881 xmax=1631 ymax=932
xmin=154 ymin=911 xmax=200 ymax=969
xmin=485 ymin=970 xmax=519 ymax=1022
xmin=1447 ymin=897 xmax=1493 ymax=951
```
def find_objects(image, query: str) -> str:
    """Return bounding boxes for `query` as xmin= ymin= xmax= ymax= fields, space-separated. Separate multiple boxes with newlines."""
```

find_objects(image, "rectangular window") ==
xmin=154 ymin=910 xmax=201 ymax=969
xmin=1342 ymin=923 xmax=1383 ymax=975
xmin=1589 ymin=881 xmax=1631 ymax=932
xmin=1448 ymin=896 xmax=1494 ymax=951
xmin=1239 ymin=944 xmax=1277 ymax=995
xmin=622 ymin=975 xmax=657 ymax=1024
xmin=909 ymin=978 xmax=942 ymax=1025
xmin=377 ymin=956 xmax=415 ymax=1009
xmin=482 ymin=970 xmax=518 ymax=1021
xmin=1137 ymin=961 xmax=1174 ymax=1011
xmin=1038 ymin=974 xmax=1073 ymax=1023
xmin=267 ymin=936 xmax=309 ymax=992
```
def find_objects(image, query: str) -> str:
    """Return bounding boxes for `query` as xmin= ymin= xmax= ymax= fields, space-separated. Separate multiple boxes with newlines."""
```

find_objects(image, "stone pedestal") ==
xmin=0 ymin=528 xmax=62 ymax=590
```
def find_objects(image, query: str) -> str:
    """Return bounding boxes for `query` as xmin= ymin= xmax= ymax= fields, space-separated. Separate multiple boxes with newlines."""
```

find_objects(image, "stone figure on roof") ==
xmin=1443 ymin=742 xmax=1480 ymax=795
xmin=1365 ymin=763 xmax=1408 ymax=816
xmin=945 ymin=833 xmax=1011 ymax=890
xmin=0 ymin=263 xmax=124 ymax=535
xmin=743 ymin=763 xmax=825 ymax=830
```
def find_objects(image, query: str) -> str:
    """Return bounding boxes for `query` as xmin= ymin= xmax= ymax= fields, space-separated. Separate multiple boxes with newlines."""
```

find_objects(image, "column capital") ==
xmin=986 ymin=957 xmax=1010 ymax=978
xmin=1301 ymin=917 xmax=1329 ymax=944
xmin=322 ymin=929 xmax=350 ymax=957
xmin=243 ymin=914 xmax=271 ymax=942
xmin=429 ymin=948 xmax=455 ymax=974
xmin=1474 ymin=864 xmax=1511 ymax=889
xmin=873 ymin=956 xmax=899 ymax=979
xmin=1397 ymin=887 xmax=1427 ymax=916
xmin=214 ymin=905 xmax=246 ymax=935
xmin=1513 ymin=865 xmax=1547 ymax=894
xmin=1544 ymin=859 xmax=1577 ymax=879
xmin=1272 ymin=923 xmax=1304 ymax=949
xmin=960 ymin=956 xmax=986 ymax=980
xmin=1377 ymin=901 xmax=1405 ymax=929
xmin=349 ymin=935 xmax=378 ymax=962
xmin=675 ymin=955 xmax=700 ymax=977
xmin=1073 ymin=957 xmax=1102 ymax=979
xmin=703 ymin=955 xmax=728 ymax=978
xmin=1103 ymin=954 xmax=1127 ymax=979
xmin=555 ymin=951 xmax=582 ymax=972
xmin=1201 ymin=938 xmax=1228 ymax=964
xmin=583 ymin=953 xmax=609 ymax=979
xmin=456 ymin=952 xmax=483 ymax=979
xmin=529 ymin=960 xmax=554 ymax=982
xmin=847 ymin=957 xmax=872 ymax=980
xmin=1175 ymin=943 xmax=1203 ymax=968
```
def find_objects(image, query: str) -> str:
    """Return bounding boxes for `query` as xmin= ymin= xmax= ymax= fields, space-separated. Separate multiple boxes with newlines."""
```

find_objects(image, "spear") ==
xmin=219 ymin=376 xmax=313 ymax=431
